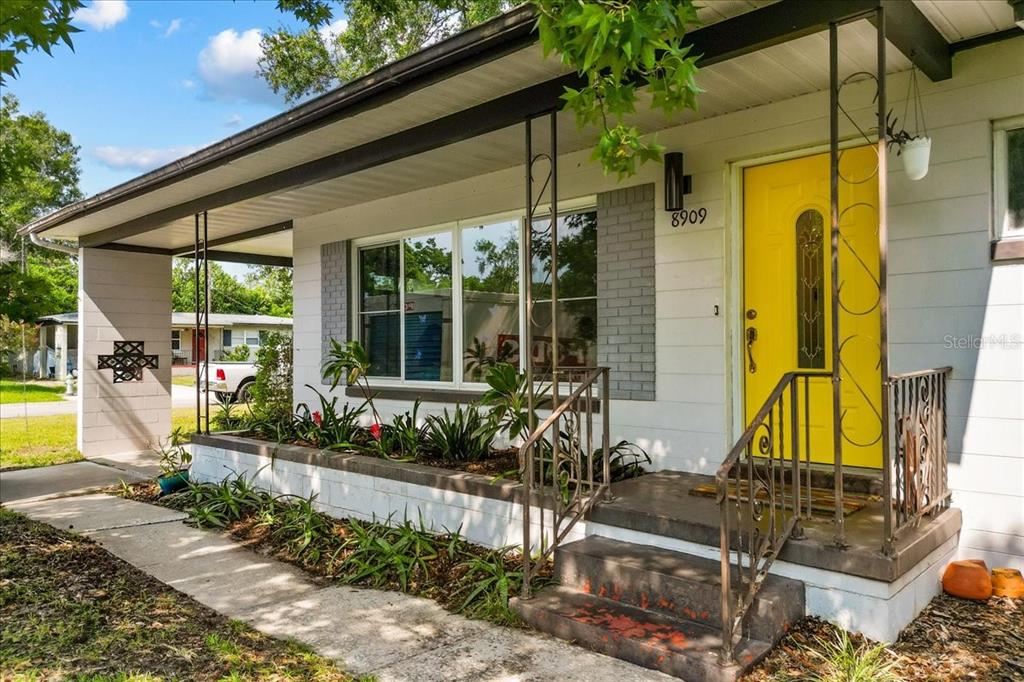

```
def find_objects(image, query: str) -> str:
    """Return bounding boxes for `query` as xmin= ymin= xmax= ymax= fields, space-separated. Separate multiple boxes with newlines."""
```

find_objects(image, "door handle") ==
xmin=746 ymin=326 xmax=758 ymax=374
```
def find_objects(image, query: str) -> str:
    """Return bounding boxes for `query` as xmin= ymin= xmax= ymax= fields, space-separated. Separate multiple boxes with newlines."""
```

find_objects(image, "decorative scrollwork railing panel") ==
xmin=521 ymin=367 xmax=610 ymax=598
xmin=717 ymin=371 xmax=830 ymax=663
xmin=884 ymin=367 xmax=952 ymax=552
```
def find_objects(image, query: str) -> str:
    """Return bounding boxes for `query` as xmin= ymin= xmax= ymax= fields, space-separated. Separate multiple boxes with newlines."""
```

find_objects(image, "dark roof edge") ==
xmin=21 ymin=3 xmax=539 ymax=237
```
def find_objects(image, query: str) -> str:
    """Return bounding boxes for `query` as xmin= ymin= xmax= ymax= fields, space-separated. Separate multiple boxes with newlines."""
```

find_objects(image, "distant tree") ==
xmin=0 ymin=94 xmax=82 ymax=333
xmin=0 ymin=0 xmax=83 ymax=84
xmin=0 ymin=94 xmax=82 ymax=260
xmin=245 ymin=265 xmax=293 ymax=317
xmin=260 ymin=0 xmax=511 ymax=102
xmin=173 ymin=259 xmax=264 ymax=316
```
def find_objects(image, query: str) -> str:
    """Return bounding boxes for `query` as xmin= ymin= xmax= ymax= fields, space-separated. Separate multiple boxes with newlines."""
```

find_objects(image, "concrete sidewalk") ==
xmin=5 ymin=485 xmax=667 ymax=681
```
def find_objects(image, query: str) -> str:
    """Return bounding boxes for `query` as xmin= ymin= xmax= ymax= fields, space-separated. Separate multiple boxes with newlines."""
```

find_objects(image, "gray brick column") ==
xmin=597 ymin=183 xmax=656 ymax=400
xmin=321 ymin=240 xmax=350 ymax=383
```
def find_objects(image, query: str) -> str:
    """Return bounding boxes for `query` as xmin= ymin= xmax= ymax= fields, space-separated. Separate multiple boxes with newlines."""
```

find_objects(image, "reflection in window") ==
xmin=796 ymin=209 xmax=825 ymax=369
xmin=404 ymin=233 xmax=453 ymax=381
xmin=1007 ymin=127 xmax=1024 ymax=230
xmin=359 ymin=243 xmax=401 ymax=377
xmin=462 ymin=221 xmax=519 ymax=381
xmin=531 ymin=211 xmax=598 ymax=374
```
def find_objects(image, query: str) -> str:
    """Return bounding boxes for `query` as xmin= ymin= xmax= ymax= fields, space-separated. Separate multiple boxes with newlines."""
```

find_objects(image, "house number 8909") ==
xmin=671 ymin=208 xmax=707 ymax=227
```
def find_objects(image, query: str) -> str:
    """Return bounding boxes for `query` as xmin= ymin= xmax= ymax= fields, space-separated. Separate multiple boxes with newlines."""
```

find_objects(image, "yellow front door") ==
xmin=742 ymin=147 xmax=882 ymax=468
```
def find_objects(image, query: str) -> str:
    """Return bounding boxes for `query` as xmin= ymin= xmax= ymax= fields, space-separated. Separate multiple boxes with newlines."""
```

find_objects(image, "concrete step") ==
xmin=556 ymin=535 xmax=804 ymax=644
xmin=512 ymin=586 xmax=770 ymax=682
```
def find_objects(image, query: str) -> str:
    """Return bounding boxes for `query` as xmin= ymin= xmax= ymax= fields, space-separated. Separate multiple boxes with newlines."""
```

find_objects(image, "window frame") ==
xmin=349 ymin=197 xmax=596 ymax=390
xmin=221 ymin=329 xmax=232 ymax=348
xmin=993 ymin=114 xmax=1024 ymax=243
xmin=171 ymin=329 xmax=181 ymax=351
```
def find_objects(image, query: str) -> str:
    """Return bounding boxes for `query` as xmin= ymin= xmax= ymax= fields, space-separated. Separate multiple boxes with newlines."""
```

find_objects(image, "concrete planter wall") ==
xmin=191 ymin=432 xmax=958 ymax=642
xmin=190 ymin=433 xmax=581 ymax=550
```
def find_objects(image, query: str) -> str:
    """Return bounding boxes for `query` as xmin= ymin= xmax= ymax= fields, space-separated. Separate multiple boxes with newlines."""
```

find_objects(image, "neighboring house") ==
xmin=17 ymin=2 xmax=1024 ymax=676
xmin=36 ymin=312 xmax=291 ymax=379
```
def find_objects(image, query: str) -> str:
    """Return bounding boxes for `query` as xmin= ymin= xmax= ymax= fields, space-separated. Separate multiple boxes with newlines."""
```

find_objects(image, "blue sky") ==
xmin=8 ymin=0 xmax=340 ymax=197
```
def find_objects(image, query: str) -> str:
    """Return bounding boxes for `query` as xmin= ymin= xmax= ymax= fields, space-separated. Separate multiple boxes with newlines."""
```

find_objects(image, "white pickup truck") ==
xmin=201 ymin=362 xmax=256 ymax=404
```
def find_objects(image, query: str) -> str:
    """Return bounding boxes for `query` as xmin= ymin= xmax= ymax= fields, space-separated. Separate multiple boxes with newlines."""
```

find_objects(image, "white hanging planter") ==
xmin=900 ymin=137 xmax=931 ymax=181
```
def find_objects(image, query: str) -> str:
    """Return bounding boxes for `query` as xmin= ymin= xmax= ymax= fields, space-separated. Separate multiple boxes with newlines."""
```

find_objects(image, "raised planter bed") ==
xmin=190 ymin=432 xmax=573 ymax=550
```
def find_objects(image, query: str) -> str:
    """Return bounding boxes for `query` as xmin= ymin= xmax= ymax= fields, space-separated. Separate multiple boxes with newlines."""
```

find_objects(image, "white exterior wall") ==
xmin=292 ymin=39 xmax=1024 ymax=567
xmin=78 ymin=248 xmax=172 ymax=456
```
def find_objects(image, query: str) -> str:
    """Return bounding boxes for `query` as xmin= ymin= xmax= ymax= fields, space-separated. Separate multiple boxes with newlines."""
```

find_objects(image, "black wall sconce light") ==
xmin=664 ymin=151 xmax=693 ymax=211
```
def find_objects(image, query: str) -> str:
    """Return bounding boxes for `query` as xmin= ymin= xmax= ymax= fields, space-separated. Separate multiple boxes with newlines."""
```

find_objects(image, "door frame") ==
xmin=724 ymin=137 xmax=871 ymax=447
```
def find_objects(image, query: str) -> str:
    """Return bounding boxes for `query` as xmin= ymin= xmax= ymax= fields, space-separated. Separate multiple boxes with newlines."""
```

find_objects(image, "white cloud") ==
xmin=224 ymin=113 xmax=243 ymax=127
xmin=165 ymin=18 xmax=182 ymax=37
xmin=149 ymin=19 xmax=161 ymax=28
xmin=197 ymin=28 xmax=279 ymax=105
xmin=318 ymin=18 xmax=348 ymax=44
xmin=93 ymin=144 xmax=201 ymax=172
xmin=74 ymin=0 xmax=129 ymax=31
xmin=181 ymin=78 xmax=196 ymax=90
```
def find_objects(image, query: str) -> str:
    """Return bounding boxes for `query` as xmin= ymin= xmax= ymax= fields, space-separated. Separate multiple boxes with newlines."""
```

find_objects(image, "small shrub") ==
xmin=422 ymin=405 xmax=497 ymax=462
xmin=250 ymin=332 xmax=293 ymax=423
xmin=805 ymin=629 xmax=899 ymax=682
xmin=222 ymin=344 xmax=251 ymax=362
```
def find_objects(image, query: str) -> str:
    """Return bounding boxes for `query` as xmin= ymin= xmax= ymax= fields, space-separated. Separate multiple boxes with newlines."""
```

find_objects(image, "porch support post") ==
xmin=76 ymin=247 xmax=171 ymax=456
xmin=521 ymin=117 xmax=534 ymax=599
xmin=828 ymin=22 xmax=847 ymax=548
xmin=876 ymin=6 xmax=895 ymax=557
xmin=194 ymin=211 xmax=210 ymax=435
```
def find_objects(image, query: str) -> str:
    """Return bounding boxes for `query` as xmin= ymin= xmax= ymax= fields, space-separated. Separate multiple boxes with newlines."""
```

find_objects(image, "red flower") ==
xmin=370 ymin=422 xmax=382 ymax=440
xmin=312 ymin=411 xmax=322 ymax=426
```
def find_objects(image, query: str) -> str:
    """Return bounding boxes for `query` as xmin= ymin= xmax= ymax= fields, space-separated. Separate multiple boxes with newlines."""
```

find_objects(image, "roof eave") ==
xmin=19 ymin=3 xmax=539 ymax=237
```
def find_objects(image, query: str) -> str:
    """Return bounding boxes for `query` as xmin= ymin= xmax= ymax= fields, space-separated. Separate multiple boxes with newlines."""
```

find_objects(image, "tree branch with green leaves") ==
xmin=533 ymin=0 xmax=702 ymax=177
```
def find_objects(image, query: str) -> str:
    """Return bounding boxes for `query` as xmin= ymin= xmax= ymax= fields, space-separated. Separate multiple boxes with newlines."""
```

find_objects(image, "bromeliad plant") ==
xmin=294 ymin=386 xmax=367 ymax=450
xmin=422 ymin=404 xmax=498 ymax=462
xmin=372 ymin=399 xmax=425 ymax=460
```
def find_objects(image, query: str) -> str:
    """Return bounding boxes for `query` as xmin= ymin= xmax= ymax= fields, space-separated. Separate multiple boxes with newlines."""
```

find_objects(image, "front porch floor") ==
xmin=588 ymin=471 xmax=962 ymax=583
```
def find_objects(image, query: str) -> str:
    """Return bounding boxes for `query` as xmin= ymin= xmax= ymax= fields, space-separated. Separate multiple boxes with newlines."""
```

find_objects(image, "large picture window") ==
xmin=354 ymin=207 xmax=597 ymax=386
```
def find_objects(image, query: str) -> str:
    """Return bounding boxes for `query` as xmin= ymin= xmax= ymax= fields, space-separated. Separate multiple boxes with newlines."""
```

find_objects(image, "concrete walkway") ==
xmin=2 ymin=466 xmax=667 ymax=681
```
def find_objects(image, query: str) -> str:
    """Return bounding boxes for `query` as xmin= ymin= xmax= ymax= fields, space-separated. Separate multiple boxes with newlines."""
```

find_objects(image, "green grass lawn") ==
xmin=0 ymin=379 xmax=67 ymax=404
xmin=0 ymin=408 xmax=201 ymax=471
xmin=172 ymin=375 xmax=196 ymax=386
xmin=0 ymin=509 xmax=356 ymax=681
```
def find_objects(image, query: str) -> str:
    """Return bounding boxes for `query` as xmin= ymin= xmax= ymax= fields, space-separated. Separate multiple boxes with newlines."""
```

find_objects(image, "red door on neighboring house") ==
xmin=191 ymin=329 xmax=206 ymax=363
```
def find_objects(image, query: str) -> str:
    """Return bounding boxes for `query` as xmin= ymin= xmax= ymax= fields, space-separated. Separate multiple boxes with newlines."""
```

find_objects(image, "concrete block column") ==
xmin=77 ymin=247 xmax=172 ymax=456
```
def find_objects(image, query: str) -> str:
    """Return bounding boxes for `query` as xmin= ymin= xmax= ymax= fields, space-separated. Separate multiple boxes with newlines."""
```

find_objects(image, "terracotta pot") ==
xmin=942 ymin=560 xmax=992 ymax=601
xmin=992 ymin=568 xmax=1024 ymax=599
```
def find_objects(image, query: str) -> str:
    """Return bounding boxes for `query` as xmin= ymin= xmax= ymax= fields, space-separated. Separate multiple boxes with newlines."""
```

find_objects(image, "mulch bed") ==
xmin=0 ymin=508 xmax=351 ymax=681
xmin=745 ymin=593 xmax=1024 ymax=681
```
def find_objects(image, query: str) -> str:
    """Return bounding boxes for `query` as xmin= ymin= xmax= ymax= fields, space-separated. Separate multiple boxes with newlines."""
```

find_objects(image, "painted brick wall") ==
xmin=597 ymin=183 xmax=656 ymax=400
xmin=78 ymin=247 xmax=172 ymax=456
xmin=320 ymin=240 xmax=349 ymax=383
